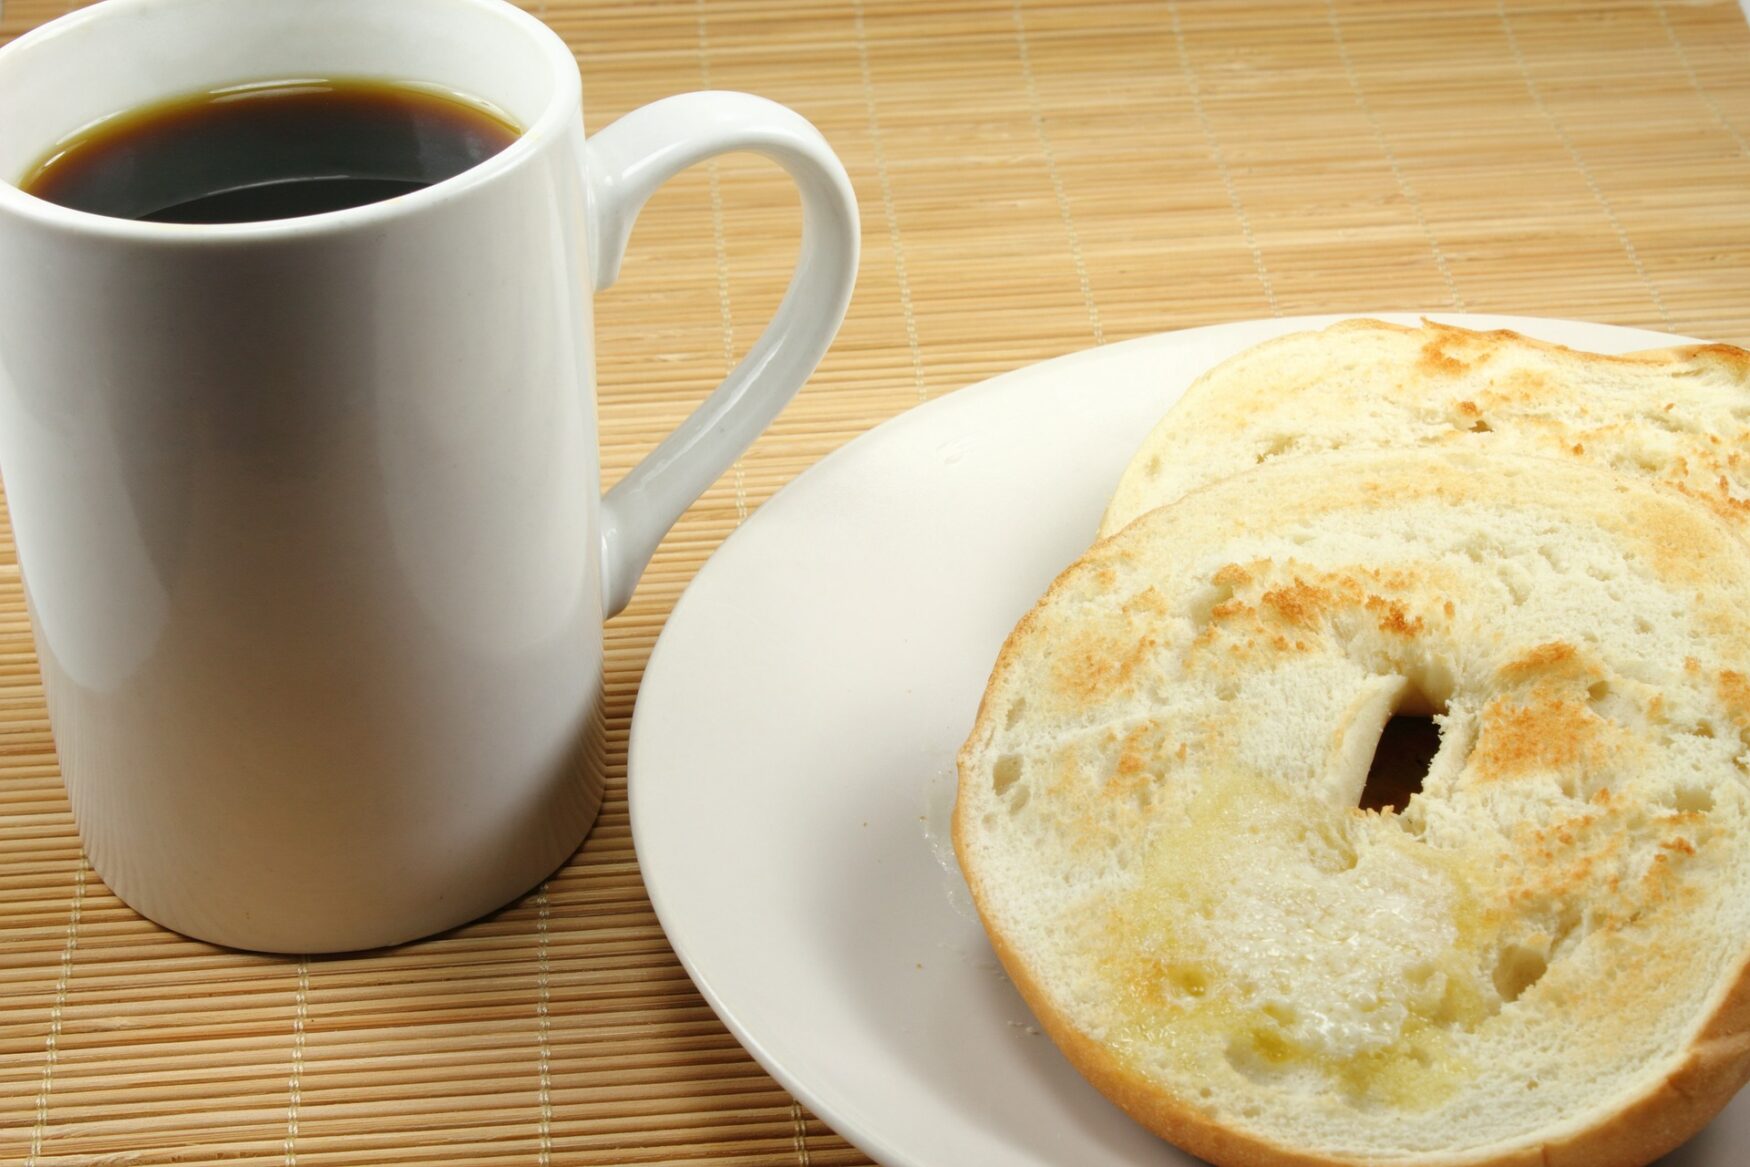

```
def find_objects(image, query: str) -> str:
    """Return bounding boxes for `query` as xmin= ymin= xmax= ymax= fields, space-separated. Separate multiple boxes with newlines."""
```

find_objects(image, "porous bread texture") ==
xmin=955 ymin=449 xmax=1750 ymax=1167
xmin=1099 ymin=318 xmax=1750 ymax=540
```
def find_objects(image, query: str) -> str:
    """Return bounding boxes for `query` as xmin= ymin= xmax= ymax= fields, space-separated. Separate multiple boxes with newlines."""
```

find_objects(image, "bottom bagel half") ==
xmin=955 ymin=450 xmax=1750 ymax=1167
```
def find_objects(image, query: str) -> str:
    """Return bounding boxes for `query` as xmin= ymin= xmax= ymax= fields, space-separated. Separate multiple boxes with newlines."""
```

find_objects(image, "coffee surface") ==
xmin=20 ymin=78 xmax=520 ymax=223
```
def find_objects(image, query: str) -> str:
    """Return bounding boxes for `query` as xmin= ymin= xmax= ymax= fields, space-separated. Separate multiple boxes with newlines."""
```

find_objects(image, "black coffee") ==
xmin=20 ymin=78 xmax=520 ymax=224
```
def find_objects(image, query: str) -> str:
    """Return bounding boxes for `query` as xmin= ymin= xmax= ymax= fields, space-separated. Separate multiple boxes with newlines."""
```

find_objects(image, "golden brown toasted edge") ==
xmin=1369 ymin=316 xmax=1750 ymax=375
xmin=1191 ymin=318 xmax=1750 ymax=417
xmin=1641 ymin=340 xmax=1750 ymax=378
xmin=1219 ymin=315 xmax=1749 ymax=378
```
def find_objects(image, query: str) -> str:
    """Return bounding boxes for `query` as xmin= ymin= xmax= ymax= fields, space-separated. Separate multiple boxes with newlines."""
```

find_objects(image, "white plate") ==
xmin=629 ymin=314 xmax=1748 ymax=1167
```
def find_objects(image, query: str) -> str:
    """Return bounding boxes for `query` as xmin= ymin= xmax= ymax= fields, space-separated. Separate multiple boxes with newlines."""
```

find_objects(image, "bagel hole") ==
xmin=1359 ymin=714 xmax=1441 ymax=813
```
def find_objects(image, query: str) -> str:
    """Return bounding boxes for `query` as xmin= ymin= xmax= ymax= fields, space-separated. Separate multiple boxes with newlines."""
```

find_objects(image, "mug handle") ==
xmin=585 ymin=91 xmax=860 ymax=616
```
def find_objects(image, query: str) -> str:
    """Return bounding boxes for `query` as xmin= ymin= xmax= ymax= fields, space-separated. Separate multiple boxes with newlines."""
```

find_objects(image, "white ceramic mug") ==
xmin=0 ymin=0 xmax=858 ymax=952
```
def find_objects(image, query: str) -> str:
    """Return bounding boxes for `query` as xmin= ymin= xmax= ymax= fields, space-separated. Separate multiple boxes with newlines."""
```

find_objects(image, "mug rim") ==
xmin=0 ymin=0 xmax=581 ymax=244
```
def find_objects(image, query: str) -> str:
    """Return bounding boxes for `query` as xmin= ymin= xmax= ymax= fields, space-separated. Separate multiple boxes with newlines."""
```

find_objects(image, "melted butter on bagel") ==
xmin=1099 ymin=766 xmax=1490 ymax=1110
xmin=956 ymin=449 xmax=1750 ymax=1165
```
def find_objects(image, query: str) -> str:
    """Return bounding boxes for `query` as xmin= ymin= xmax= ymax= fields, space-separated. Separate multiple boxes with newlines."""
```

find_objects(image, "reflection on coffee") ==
xmin=20 ymin=78 xmax=520 ymax=223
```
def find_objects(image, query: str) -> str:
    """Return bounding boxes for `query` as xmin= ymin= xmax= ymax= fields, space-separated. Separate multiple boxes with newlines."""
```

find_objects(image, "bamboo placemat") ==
xmin=6 ymin=0 xmax=1750 ymax=1163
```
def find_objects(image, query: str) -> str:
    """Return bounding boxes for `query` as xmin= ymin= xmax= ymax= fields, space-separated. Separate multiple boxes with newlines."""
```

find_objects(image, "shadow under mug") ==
xmin=0 ymin=0 xmax=859 ymax=952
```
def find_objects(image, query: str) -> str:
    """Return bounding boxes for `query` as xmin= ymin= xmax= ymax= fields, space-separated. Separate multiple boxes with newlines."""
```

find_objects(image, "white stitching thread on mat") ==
xmin=283 ymin=957 xmax=310 ymax=1167
xmin=789 ymin=1098 xmax=812 ymax=1166
xmin=1165 ymin=0 xmax=1281 ymax=316
xmin=853 ymin=0 xmax=928 ymax=402
xmin=24 ymin=856 xmax=85 ymax=1167
xmin=1497 ymin=0 xmax=1673 ymax=329
xmin=535 ymin=885 xmax=554 ymax=1167
xmin=1325 ymin=0 xmax=1467 ymax=312
xmin=1655 ymin=0 xmax=1749 ymax=158
xmin=1012 ymin=0 xmax=1105 ymax=344
xmin=695 ymin=0 xmax=749 ymax=523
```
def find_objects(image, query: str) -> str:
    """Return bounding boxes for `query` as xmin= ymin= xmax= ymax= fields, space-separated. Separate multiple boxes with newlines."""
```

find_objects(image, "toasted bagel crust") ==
xmin=1100 ymin=318 xmax=1750 ymax=539
xmin=958 ymin=449 xmax=1750 ymax=1167
xmin=980 ymin=915 xmax=1750 ymax=1167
